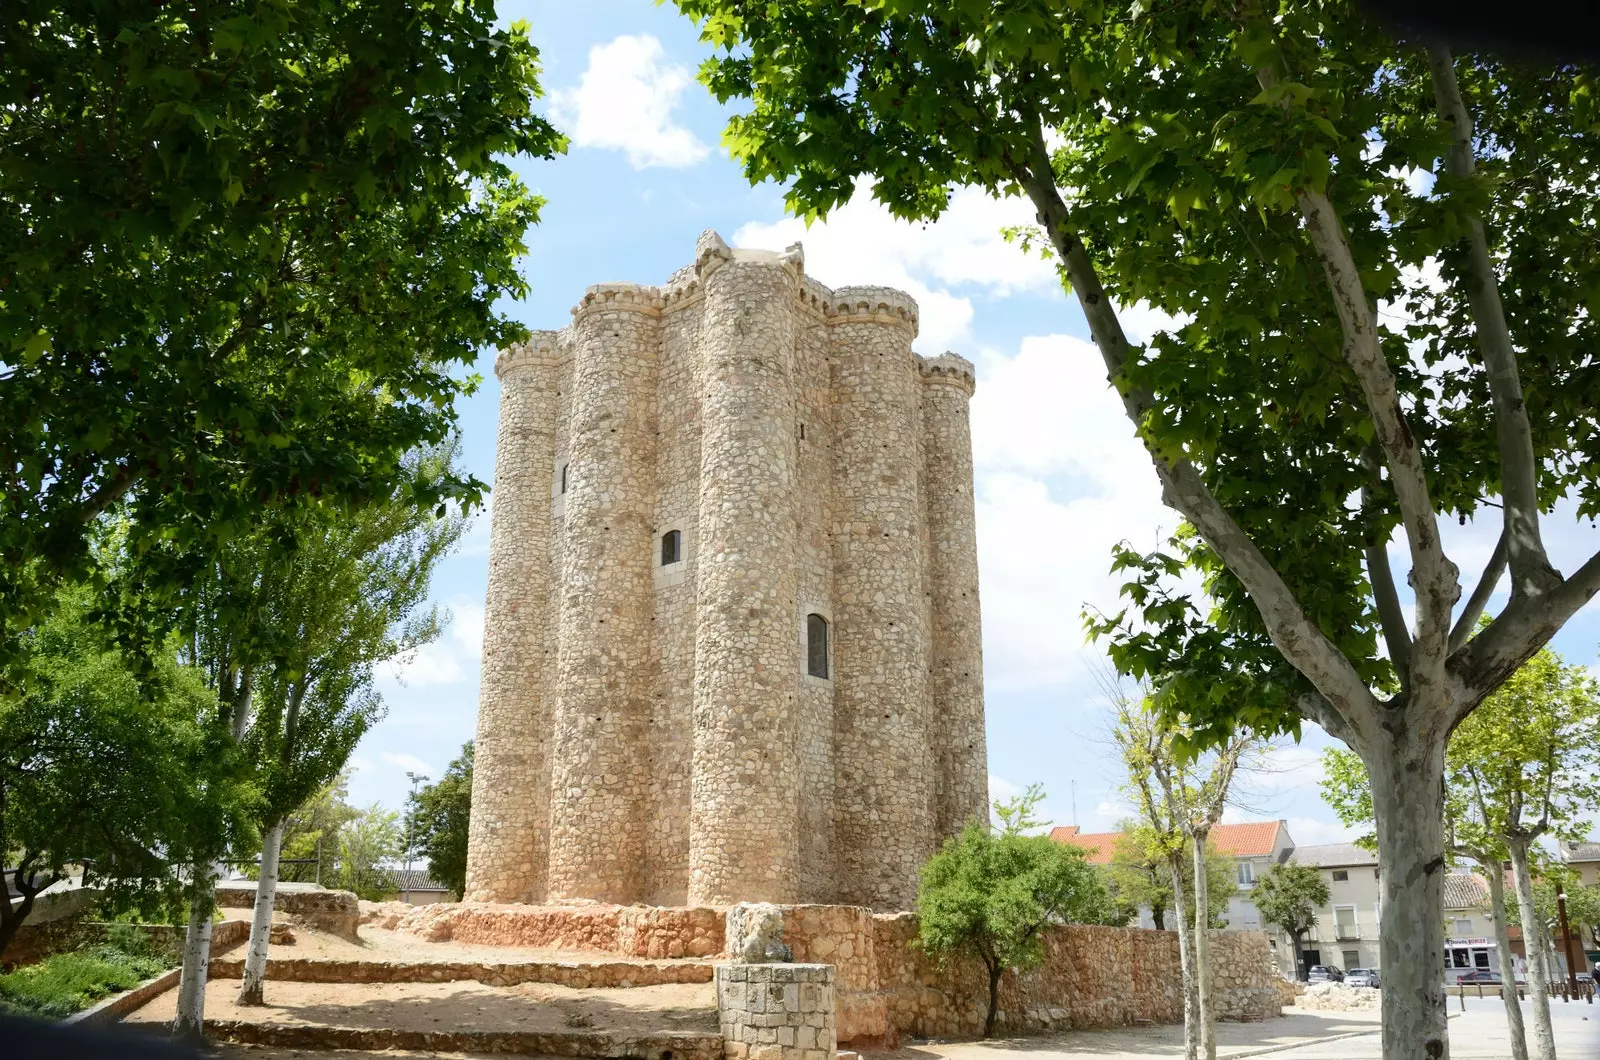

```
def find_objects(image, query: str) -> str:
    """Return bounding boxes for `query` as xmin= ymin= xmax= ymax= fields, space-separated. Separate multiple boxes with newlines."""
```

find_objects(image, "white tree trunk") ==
xmin=1169 ymin=854 xmax=1199 ymax=1060
xmin=172 ymin=866 xmax=217 ymax=1041
xmin=1369 ymin=737 xmax=1450 ymax=1060
xmin=1481 ymin=858 xmax=1530 ymax=1060
xmin=1192 ymin=832 xmax=1216 ymax=1060
xmin=238 ymin=819 xmax=285 ymax=1005
xmin=1507 ymin=839 xmax=1557 ymax=1060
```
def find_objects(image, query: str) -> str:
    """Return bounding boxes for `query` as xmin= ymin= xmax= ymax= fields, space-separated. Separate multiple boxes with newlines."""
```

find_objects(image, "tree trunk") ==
xmin=1192 ymin=831 xmax=1216 ymax=1060
xmin=1169 ymin=853 xmax=1199 ymax=1060
xmin=1481 ymin=857 xmax=1530 ymax=1060
xmin=1368 ymin=736 xmax=1449 ymax=1060
xmin=174 ymin=666 xmax=254 ymax=1041
xmin=1292 ymin=931 xmax=1307 ymax=981
xmin=238 ymin=819 xmax=285 ymax=1005
xmin=172 ymin=872 xmax=217 ymax=1042
xmin=983 ymin=959 xmax=1003 ymax=1038
xmin=1507 ymin=838 xmax=1556 ymax=1060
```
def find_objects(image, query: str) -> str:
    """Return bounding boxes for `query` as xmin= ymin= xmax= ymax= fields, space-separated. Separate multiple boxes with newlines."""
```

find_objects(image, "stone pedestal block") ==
xmin=716 ymin=962 xmax=836 ymax=1060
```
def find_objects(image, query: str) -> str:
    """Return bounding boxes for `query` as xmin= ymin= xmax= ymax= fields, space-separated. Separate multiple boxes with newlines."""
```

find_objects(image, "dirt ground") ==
xmin=214 ymin=911 xmax=700 ymax=968
xmin=126 ymin=976 xmax=717 ymax=1036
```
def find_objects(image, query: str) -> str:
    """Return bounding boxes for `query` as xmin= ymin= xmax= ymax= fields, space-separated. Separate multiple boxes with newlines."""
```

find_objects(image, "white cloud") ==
xmin=734 ymin=180 xmax=1060 ymax=350
xmin=380 ymin=751 xmax=436 ymax=777
xmin=1283 ymin=816 xmax=1358 ymax=846
xmin=968 ymin=334 xmax=1171 ymax=690
xmin=378 ymin=642 xmax=465 ymax=687
xmin=549 ymin=35 xmax=709 ymax=169
xmin=988 ymin=774 xmax=1025 ymax=802
xmin=450 ymin=601 xmax=486 ymax=660
xmin=1118 ymin=301 xmax=1195 ymax=347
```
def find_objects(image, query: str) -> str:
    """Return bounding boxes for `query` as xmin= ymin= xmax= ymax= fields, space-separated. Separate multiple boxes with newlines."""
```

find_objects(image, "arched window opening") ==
xmin=661 ymin=529 xmax=682 ymax=566
xmin=806 ymin=613 xmax=829 ymax=679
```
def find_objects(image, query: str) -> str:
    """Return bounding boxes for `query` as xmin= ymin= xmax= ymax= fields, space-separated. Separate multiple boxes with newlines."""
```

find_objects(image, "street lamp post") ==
xmin=404 ymin=771 xmax=428 ymax=901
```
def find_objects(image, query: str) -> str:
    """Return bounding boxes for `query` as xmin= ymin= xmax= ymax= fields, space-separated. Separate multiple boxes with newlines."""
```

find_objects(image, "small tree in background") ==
xmin=406 ymin=742 xmax=474 ymax=900
xmin=1101 ymin=823 xmax=1237 ymax=931
xmin=277 ymin=775 xmax=362 ymax=887
xmin=1252 ymin=863 xmax=1331 ymax=981
xmin=337 ymin=806 xmax=404 ymax=902
xmin=917 ymin=785 xmax=1111 ymax=1038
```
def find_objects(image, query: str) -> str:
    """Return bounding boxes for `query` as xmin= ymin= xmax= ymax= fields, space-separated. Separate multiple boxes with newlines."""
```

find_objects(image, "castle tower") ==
xmin=464 ymin=233 xmax=988 ymax=909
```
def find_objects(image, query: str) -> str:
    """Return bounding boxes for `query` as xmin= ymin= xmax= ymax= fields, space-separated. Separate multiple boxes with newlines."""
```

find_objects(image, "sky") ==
xmin=348 ymin=0 xmax=1600 ymax=850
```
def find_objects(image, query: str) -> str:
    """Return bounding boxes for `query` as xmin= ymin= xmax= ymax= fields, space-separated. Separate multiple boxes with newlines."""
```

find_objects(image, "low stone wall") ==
xmin=383 ymin=901 xmax=724 ymax=958
xmin=717 ymin=962 xmax=835 ymax=1060
xmin=196 ymin=1020 xmax=725 ymax=1060
xmin=207 ymin=955 xmax=715 ymax=988
xmin=215 ymin=882 xmax=359 ymax=941
xmin=352 ymin=902 xmax=1279 ymax=1045
xmin=2 ymin=915 xmax=249 ymax=969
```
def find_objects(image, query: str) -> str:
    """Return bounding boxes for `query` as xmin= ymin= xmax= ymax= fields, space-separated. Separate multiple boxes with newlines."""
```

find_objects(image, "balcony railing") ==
xmin=1335 ymin=925 xmax=1360 ymax=940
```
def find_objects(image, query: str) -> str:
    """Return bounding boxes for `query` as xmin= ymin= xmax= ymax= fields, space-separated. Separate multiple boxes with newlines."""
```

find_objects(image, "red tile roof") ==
xmin=1049 ymin=820 xmax=1287 ymax=865
xmin=1048 ymin=826 xmax=1125 ymax=865
xmin=1206 ymin=821 xmax=1286 ymax=857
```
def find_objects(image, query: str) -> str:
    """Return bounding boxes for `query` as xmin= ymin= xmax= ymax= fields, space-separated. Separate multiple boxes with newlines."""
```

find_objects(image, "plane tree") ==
xmin=0 ymin=0 xmax=562 ymax=664
xmin=671 ymin=1 xmax=1600 ymax=1055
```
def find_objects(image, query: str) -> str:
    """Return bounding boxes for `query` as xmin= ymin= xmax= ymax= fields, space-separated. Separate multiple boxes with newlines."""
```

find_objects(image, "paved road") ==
xmin=884 ymin=998 xmax=1597 ymax=1060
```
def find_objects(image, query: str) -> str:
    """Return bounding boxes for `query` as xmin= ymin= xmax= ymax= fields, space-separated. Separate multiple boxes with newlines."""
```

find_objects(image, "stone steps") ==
xmin=207 ymin=955 xmax=715 ymax=989
xmin=197 ymin=1018 xmax=723 ymax=1059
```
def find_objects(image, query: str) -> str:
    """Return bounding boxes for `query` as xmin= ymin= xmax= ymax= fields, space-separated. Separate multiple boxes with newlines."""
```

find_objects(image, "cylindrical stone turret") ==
xmin=828 ymin=287 xmax=935 ymax=910
xmin=465 ymin=334 xmax=563 ymax=903
xmin=687 ymin=232 xmax=804 ymax=905
xmin=919 ymin=353 xmax=989 ymax=838
xmin=544 ymin=287 xmax=661 ymax=903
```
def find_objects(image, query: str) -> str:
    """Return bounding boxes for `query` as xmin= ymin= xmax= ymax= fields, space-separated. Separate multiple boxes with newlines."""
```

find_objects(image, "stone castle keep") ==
xmin=465 ymin=231 xmax=987 ymax=911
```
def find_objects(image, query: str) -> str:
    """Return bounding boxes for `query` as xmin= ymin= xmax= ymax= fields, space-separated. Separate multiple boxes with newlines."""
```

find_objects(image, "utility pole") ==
xmin=404 ymin=771 xmax=428 ymax=899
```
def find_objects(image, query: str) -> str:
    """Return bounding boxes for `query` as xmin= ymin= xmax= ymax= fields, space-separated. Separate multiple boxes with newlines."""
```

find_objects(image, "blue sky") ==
xmin=349 ymin=0 xmax=1600 ymax=849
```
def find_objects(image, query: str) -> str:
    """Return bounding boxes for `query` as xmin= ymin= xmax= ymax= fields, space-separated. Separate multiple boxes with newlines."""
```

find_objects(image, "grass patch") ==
xmin=0 ymin=929 xmax=175 ymax=1020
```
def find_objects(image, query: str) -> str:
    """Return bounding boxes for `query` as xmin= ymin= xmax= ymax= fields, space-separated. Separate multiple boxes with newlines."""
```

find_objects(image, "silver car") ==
xmin=1346 ymin=968 xmax=1380 ymax=988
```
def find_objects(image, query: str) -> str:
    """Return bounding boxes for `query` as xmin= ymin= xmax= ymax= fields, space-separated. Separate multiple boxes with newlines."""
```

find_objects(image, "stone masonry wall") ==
xmin=467 ymin=232 xmax=986 ymax=908
xmin=717 ymin=963 xmax=836 ymax=1060
xmin=382 ymin=902 xmax=1279 ymax=1045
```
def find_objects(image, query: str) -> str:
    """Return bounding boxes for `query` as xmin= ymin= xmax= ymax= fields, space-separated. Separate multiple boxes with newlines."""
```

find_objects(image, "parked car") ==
xmin=1452 ymin=969 xmax=1503 ymax=985
xmin=1346 ymin=968 xmax=1380 ymax=988
xmin=1307 ymin=966 xmax=1345 ymax=983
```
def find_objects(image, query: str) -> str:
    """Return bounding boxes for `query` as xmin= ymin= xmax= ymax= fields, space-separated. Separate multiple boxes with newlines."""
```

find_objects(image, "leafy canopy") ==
xmin=0 ymin=585 xmax=256 ymax=953
xmin=1252 ymin=862 xmax=1332 ymax=940
xmin=406 ymin=742 xmax=474 ymax=901
xmin=671 ymin=0 xmax=1600 ymax=744
xmin=0 ymin=0 xmax=564 ymax=659
xmin=917 ymin=785 xmax=1113 ymax=1034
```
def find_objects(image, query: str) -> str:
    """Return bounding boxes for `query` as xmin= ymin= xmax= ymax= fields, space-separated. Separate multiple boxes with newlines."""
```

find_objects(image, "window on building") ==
xmin=1332 ymin=870 xmax=1349 ymax=882
xmin=1237 ymin=861 xmax=1255 ymax=886
xmin=1343 ymin=950 xmax=1360 ymax=970
xmin=661 ymin=529 xmax=682 ymax=566
xmin=806 ymin=613 xmax=829 ymax=679
xmin=1474 ymin=950 xmax=1491 ymax=970
xmin=560 ymin=463 xmax=569 ymax=494
xmin=1335 ymin=905 xmax=1358 ymax=939
xmin=1453 ymin=918 xmax=1473 ymax=935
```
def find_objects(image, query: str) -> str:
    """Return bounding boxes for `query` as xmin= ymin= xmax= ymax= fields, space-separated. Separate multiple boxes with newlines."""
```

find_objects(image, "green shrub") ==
xmin=0 ymin=941 xmax=173 ymax=1019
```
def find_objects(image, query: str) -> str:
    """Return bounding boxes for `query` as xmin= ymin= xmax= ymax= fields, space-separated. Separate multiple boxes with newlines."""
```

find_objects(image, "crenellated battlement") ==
xmin=827 ymin=285 xmax=920 ymax=333
xmin=571 ymin=283 xmax=665 ymax=318
xmin=495 ymin=331 xmax=567 ymax=378
xmin=917 ymin=351 xmax=977 ymax=396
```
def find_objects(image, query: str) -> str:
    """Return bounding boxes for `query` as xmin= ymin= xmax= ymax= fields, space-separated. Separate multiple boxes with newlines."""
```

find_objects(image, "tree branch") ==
xmin=1450 ymin=531 xmax=1508 ymax=653
xmin=1451 ymin=545 xmax=1600 ymax=721
xmin=1363 ymin=451 xmax=1413 ymax=681
xmin=1011 ymin=118 xmax=1381 ymax=732
xmin=1425 ymin=43 xmax=1559 ymax=601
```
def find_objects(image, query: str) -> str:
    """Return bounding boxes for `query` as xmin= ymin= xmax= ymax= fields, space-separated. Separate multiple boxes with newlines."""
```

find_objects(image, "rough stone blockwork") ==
xmin=381 ymin=903 xmax=1280 ymax=1044
xmin=466 ymin=231 xmax=988 ymax=911
xmin=717 ymin=963 xmax=836 ymax=1060
xmin=215 ymin=882 xmax=359 ymax=941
